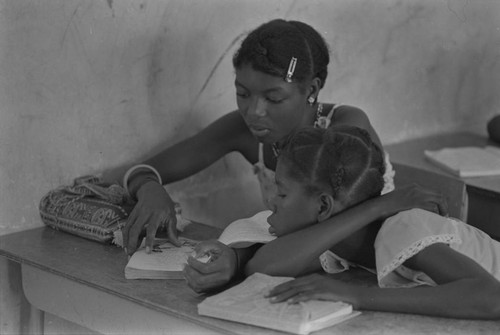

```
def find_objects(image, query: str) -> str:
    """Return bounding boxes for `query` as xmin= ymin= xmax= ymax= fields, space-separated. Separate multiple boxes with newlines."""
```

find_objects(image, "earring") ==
xmin=307 ymin=96 xmax=315 ymax=105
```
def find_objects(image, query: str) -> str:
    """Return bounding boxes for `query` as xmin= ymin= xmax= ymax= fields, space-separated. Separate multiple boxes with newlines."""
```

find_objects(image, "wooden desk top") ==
xmin=1 ymin=226 xmax=499 ymax=334
xmin=386 ymin=131 xmax=500 ymax=193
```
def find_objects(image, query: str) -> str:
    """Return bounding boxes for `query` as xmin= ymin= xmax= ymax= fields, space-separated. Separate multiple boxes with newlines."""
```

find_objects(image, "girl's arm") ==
xmin=268 ymin=243 xmax=500 ymax=320
xmin=123 ymin=111 xmax=255 ymax=255
xmin=245 ymin=184 xmax=447 ymax=277
xmin=139 ymin=110 xmax=254 ymax=185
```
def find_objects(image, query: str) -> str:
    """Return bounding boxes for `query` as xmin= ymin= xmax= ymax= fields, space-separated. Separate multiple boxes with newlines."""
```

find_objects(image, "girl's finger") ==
xmin=144 ymin=215 xmax=161 ymax=253
xmin=183 ymin=264 xmax=228 ymax=292
xmin=167 ymin=216 xmax=182 ymax=247
xmin=287 ymin=291 xmax=316 ymax=304
xmin=122 ymin=208 xmax=139 ymax=254
xmin=127 ymin=212 xmax=152 ymax=254
xmin=268 ymin=277 xmax=309 ymax=296
xmin=187 ymin=254 xmax=225 ymax=274
xmin=269 ymin=283 xmax=314 ymax=303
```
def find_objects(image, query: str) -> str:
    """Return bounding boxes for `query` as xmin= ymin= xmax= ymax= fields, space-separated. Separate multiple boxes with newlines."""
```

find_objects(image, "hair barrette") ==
xmin=285 ymin=57 xmax=297 ymax=83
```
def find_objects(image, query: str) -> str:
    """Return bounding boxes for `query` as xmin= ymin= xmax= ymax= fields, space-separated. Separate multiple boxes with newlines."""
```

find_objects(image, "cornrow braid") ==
xmin=288 ymin=21 xmax=330 ymax=89
xmin=233 ymin=19 xmax=330 ymax=86
xmin=279 ymin=125 xmax=385 ymax=211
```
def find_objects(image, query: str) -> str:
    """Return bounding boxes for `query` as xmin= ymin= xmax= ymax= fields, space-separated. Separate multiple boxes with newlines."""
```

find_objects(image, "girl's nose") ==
xmin=248 ymin=97 xmax=267 ymax=117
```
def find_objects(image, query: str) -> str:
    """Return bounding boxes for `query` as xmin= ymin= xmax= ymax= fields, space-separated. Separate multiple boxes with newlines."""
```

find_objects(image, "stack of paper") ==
xmin=424 ymin=146 xmax=500 ymax=177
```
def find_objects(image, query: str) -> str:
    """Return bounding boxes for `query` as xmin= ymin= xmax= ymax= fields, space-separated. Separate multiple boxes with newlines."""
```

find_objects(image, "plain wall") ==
xmin=1 ymin=0 xmax=499 ymax=333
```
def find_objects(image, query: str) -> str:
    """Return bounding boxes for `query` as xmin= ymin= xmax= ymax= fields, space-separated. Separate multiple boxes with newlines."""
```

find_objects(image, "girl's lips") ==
xmin=267 ymin=214 xmax=276 ymax=235
xmin=249 ymin=127 xmax=270 ymax=138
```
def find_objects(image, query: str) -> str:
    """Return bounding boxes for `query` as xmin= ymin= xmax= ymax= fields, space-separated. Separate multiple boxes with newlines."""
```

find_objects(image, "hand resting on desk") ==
xmin=184 ymin=240 xmax=237 ymax=293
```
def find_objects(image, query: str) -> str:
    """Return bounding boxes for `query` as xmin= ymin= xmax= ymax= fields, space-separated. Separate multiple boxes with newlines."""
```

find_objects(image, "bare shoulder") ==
xmin=325 ymin=103 xmax=382 ymax=147
xmin=331 ymin=104 xmax=370 ymax=124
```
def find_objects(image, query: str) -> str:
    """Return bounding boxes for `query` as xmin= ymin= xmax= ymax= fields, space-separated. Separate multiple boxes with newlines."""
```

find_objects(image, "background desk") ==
xmin=387 ymin=131 xmax=500 ymax=240
xmin=1 ymin=226 xmax=499 ymax=335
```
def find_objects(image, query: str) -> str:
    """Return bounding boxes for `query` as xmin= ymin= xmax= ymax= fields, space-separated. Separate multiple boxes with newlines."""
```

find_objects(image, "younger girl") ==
xmin=261 ymin=125 xmax=500 ymax=320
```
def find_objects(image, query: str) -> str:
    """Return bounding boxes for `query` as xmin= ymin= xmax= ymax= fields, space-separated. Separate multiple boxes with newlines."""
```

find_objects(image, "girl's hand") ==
xmin=122 ymin=181 xmax=181 ymax=256
xmin=378 ymin=183 xmax=448 ymax=219
xmin=266 ymin=273 xmax=358 ymax=307
xmin=184 ymin=240 xmax=237 ymax=293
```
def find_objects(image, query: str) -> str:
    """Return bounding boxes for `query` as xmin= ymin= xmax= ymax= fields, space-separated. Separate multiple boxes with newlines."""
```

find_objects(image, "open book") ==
xmin=198 ymin=273 xmax=359 ymax=335
xmin=424 ymin=146 xmax=500 ymax=177
xmin=124 ymin=237 xmax=198 ymax=279
xmin=218 ymin=210 xmax=276 ymax=248
xmin=125 ymin=210 xmax=275 ymax=279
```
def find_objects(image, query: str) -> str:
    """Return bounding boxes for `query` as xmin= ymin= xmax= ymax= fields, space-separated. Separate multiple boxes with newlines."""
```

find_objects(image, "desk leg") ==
xmin=21 ymin=264 xmax=222 ymax=335
xmin=27 ymin=305 xmax=45 ymax=335
xmin=0 ymin=257 xmax=45 ymax=335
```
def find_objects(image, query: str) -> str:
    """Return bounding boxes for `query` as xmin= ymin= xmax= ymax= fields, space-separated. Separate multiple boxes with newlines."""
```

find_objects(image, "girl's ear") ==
xmin=317 ymin=192 xmax=336 ymax=222
xmin=307 ymin=77 xmax=322 ymax=102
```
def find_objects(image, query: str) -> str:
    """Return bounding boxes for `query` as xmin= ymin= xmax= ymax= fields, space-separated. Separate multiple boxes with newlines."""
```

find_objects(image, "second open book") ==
xmin=198 ymin=272 xmax=360 ymax=335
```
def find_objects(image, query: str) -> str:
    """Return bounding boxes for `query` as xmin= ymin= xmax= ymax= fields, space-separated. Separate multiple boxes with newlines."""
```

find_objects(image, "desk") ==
xmin=1 ymin=227 xmax=499 ymax=334
xmin=386 ymin=131 xmax=500 ymax=240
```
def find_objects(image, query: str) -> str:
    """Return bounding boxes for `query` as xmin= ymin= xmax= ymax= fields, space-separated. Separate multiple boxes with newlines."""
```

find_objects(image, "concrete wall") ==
xmin=1 ymin=0 xmax=499 ymax=333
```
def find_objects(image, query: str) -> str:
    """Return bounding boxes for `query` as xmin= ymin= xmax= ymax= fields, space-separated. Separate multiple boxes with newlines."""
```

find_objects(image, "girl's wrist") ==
xmin=123 ymin=164 xmax=162 ymax=200
xmin=124 ymin=169 xmax=161 ymax=200
xmin=232 ymin=248 xmax=241 ymax=278
xmin=135 ymin=179 xmax=162 ymax=198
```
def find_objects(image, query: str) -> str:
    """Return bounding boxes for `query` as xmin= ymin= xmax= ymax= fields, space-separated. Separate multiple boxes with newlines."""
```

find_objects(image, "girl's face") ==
xmin=267 ymin=159 xmax=319 ymax=236
xmin=235 ymin=64 xmax=311 ymax=144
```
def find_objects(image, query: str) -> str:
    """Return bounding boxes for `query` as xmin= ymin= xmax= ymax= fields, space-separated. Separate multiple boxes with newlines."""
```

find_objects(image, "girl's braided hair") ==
xmin=279 ymin=125 xmax=385 ymax=210
xmin=233 ymin=19 xmax=330 ymax=88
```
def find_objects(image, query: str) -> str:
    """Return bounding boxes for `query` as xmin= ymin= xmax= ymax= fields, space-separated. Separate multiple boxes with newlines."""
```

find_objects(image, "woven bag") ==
xmin=39 ymin=175 xmax=136 ymax=244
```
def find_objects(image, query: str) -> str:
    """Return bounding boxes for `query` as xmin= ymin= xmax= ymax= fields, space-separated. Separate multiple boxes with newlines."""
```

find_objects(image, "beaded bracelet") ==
xmin=123 ymin=164 xmax=162 ymax=198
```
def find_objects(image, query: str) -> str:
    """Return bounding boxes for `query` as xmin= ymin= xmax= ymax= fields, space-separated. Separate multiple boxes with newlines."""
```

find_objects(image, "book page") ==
xmin=424 ymin=147 xmax=500 ymax=177
xmin=218 ymin=210 xmax=276 ymax=248
xmin=126 ymin=237 xmax=197 ymax=272
xmin=198 ymin=273 xmax=354 ymax=335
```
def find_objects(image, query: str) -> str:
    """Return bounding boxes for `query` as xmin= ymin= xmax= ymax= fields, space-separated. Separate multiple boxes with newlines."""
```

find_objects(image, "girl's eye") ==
xmin=266 ymin=96 xmax=284 ymax=104
xmin=236 ymin=92 xmax=249 ymax=98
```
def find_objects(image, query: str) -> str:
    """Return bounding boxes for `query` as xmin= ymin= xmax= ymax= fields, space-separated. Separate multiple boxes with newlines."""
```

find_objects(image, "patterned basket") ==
xmin=39 ymin=175 xmax=136 ymax=244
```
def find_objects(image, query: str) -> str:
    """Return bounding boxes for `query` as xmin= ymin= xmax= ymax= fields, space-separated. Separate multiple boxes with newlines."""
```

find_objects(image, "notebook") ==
xmin=424 ymin=146 xmax=500 ymax=177
xmin=198 ymin=273 xmax=360 ymax=335
xmin=124 ymin=237 xmax=199 ymax=279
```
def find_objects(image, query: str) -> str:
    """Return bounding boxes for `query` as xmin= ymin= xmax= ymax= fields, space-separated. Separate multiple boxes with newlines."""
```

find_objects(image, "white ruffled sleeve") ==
xmin=375 ymin=209 xmax=462 ymax=288
xmin=381 ymin=152 xmax=396 ymax=195
xmin=319 ymin=250 xmax=351 ymax=274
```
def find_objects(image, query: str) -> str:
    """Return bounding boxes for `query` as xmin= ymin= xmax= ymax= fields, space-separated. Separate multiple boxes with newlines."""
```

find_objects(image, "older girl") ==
xmin=122 ymin=19 xmax=442 ymax=292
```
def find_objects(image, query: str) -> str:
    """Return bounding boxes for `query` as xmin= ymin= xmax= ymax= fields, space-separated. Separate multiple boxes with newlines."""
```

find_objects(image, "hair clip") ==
xmin=285 ymin=57 xmax=297 ymax=82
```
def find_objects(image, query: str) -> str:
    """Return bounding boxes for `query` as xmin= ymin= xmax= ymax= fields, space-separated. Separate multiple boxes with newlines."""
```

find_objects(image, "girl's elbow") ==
xmin=486 ymin=288 xmax=500 ymax=319
xmin=473 ymin=280 xmax=500 ymax=320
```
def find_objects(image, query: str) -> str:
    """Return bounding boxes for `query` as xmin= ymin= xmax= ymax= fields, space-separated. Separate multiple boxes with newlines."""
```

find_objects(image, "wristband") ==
xmin=123 ymin=164 xmax=162 ymax=197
